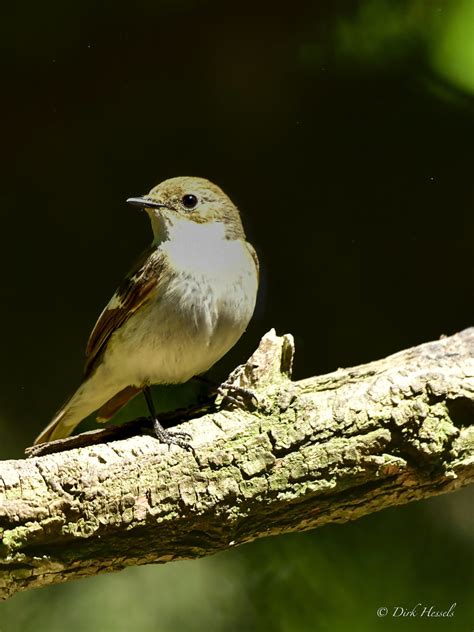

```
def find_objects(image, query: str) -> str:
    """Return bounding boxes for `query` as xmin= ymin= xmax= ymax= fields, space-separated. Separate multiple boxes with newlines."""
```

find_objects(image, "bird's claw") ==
xmin=218 ymin=382 xmax=258 ymax=409
xmin=152 ymin=419 xmax=194 ymax=452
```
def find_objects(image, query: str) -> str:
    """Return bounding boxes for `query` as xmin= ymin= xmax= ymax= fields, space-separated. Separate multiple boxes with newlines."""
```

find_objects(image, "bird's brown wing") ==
xmin=84 ymin=245 xmax=164 ymax=377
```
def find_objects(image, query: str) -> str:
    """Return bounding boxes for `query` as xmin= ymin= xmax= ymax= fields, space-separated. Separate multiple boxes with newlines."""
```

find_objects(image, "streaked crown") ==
xmin=127 ymin=176 xmax=245 ymax=240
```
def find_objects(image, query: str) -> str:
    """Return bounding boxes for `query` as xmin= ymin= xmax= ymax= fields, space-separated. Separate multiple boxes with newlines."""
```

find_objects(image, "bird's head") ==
xmin=127 ymin=176 xmax=245 ymax=242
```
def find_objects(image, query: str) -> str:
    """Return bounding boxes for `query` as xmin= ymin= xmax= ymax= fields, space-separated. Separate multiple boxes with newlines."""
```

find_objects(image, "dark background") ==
xmin=1 ymin=0 xmax=473 ymax=630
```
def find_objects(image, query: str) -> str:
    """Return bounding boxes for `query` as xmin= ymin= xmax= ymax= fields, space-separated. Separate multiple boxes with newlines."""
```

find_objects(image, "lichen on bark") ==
xmin=0 ymin=328 xmax=473 ymax=600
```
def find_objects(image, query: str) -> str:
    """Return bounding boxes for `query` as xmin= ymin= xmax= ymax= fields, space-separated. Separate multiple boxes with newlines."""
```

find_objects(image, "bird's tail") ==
xmin=34 ymin=403 xmax=81 ymax=444
xmin=34 ymin=380 xmax=141 ymax=445
xmin=34 ymin=385 xmax=99 ymax=445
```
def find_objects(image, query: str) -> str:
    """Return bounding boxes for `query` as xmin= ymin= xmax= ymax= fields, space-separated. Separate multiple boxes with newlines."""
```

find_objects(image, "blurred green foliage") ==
xmin=1 ymin=0 xmax=473 ymax=630
xmin=300 ymin=0 xmax=440 ymax=68
xmin=431 ymin=0 xmax=474 ymax=93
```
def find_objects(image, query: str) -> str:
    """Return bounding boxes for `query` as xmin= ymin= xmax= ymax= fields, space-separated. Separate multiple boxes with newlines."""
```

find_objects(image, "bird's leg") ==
xmin=217 ymin=365 xmax=258 ymax=409
xmin=143 ymin=386 xmax=193 ymax=451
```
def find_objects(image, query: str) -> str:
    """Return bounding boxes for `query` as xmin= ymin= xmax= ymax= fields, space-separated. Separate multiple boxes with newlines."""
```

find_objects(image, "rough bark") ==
xmin=1 ymin=329 xmax=474 ymax=600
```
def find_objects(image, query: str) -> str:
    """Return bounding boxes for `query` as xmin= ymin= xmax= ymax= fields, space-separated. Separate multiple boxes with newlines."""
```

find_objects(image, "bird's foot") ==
xmin=218 ymin=371 xmax=258 ymax=409
xmin=153 ymin=419 xmax=194 ymax=452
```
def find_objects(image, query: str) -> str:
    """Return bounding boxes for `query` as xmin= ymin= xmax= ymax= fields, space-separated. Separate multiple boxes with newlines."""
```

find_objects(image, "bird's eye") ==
xmin=182 ymin=194 xmax=198 ymax=209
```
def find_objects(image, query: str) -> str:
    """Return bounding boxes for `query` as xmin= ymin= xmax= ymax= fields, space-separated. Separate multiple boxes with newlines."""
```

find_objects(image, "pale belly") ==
xmin=99 ymin=243 xmax=258 ymax=387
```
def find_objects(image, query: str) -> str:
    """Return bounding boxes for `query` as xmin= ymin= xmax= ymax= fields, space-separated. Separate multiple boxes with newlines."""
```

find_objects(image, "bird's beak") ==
xmin=126 ymin=197 xmax=168 ymax=209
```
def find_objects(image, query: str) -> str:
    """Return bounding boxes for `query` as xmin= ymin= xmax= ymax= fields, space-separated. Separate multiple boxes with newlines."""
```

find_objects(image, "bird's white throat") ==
xmin=158 ymin=217 xmax=242 ymax=277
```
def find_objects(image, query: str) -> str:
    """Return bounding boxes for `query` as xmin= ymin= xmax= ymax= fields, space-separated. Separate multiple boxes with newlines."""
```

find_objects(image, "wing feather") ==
xmin=84 ymin=245 xmax=164 ymax=376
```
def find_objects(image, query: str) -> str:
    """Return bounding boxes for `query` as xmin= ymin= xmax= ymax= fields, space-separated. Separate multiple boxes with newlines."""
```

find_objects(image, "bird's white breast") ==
xmin=105 ymin=220 xmax=258 ymax=386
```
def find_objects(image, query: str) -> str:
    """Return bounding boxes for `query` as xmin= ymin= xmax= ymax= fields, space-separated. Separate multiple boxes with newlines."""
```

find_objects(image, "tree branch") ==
xmin=1 ymin=329 xmax=474 ymax=600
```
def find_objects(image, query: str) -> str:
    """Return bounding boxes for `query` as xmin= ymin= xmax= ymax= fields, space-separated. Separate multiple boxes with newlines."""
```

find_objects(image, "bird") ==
xmin=34 ymin=176 xmax=259 ymax=447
